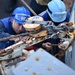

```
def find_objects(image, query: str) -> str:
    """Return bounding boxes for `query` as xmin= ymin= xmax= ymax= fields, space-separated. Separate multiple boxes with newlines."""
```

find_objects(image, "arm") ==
xmin=0 ymin=21 xmax=11 ymax=38
xmin=0 ymin=21 xmax=15 ymax=49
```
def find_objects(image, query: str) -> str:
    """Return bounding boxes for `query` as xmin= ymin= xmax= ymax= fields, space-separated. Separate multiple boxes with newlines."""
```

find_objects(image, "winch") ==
xmin=23 ymin=16 xmax=49 ymax=37
xmin=23 ymin=16 xmax=74 ymax=36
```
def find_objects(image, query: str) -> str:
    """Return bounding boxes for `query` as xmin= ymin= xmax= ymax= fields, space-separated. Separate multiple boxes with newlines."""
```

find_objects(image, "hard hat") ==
xmin=47 ymin=0 xmax=67 ymax=22
xmin=12 ymin=6 xmax=31 ymax=24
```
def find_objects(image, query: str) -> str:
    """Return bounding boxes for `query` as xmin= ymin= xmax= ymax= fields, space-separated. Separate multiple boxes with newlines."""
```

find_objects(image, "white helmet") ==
xmin=47 ymin=0 xmax=67 ymax=22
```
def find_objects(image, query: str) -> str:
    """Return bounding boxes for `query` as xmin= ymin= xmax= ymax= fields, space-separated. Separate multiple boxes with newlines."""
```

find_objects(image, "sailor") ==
xmin=0 ymin=6 xmax=31 ymax=49
xmin=39 ymin=0 xmax=69 ymax=62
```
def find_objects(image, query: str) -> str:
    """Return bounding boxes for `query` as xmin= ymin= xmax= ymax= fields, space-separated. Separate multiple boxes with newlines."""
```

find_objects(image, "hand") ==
xmin=42 ymin=42 xmax=52 ymax=51
xmin=58 ymin=22 xmax=67 ymax=26
xmin=22 ymin=36 xmax=33 ymax=43
xmin=58 ymin=22 xmax=73 ymax=26
xmin=10 ymin=37 xmax=21 ymax=43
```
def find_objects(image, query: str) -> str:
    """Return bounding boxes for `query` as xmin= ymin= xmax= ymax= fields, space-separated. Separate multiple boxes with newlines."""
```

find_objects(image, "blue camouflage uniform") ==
xmin=0 ymin=17 xmax=17 ymax=49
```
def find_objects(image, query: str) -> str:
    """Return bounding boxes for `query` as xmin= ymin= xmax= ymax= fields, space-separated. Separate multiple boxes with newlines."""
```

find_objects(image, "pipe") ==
xmin=20 ymin=0 xmax=37 ymax=16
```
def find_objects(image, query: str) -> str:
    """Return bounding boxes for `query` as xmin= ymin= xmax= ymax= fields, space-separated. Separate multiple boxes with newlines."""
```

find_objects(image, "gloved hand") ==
xmin=10 ymin=37 xmax=21 ymax=43
xmin=42 ymin=42 xmax=53 ymax=51
xmin=22 ymin=36 xmax=33 ymax=42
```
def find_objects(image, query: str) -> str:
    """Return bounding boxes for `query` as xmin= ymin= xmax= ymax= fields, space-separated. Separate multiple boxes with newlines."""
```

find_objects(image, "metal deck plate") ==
xmin=12 ymin=48 xmax=75 ymax=75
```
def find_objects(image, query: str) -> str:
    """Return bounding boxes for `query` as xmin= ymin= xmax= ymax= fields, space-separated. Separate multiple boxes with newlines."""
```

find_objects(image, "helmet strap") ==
xmin=47 ymin=6 xmax=52 ymax=14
